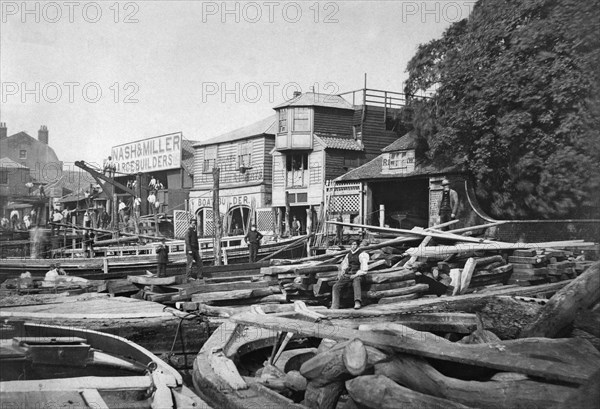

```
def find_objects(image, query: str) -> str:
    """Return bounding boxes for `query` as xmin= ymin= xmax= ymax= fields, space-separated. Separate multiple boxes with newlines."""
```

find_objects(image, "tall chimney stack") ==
xmin=38 ymin=125 xmax=49 ymax=144
xmin=0 ymin=122 xmax=7 ymax=140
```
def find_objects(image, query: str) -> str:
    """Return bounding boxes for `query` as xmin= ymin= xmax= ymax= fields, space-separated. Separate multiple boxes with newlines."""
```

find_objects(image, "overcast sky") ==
xmin=1 ymin=0 xmax=474 ymax=165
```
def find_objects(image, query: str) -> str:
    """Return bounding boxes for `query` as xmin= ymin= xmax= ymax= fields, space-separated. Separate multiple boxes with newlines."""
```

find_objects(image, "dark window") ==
xmin=278 ymin=109 xmax=287 ymax=133
xmin=0 ymin=171 xmax=7 ymax=184
xmin=19 ymin=150 xmax=27 ymax=159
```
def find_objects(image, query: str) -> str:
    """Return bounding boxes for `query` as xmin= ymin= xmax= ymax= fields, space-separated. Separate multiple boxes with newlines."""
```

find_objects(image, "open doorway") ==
xmin=226 ymin=205 xmax=251 ymax=236
xmin=371 ymin=179 xmax=429 ymax=228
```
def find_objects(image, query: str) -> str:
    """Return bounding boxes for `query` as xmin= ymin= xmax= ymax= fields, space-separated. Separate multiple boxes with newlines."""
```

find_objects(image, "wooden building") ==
xmin=190 ymin=116 xmax=276 ymax=237
xmin=111 ymin=132 xmax=196 ymax=222
xmin=334 ymin=131 xmax=471 ymax=229
xmin=270 ymin=89 xmax=406 ymax=234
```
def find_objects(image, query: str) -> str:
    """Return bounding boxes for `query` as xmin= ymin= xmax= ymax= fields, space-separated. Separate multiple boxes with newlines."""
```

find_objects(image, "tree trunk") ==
xmin=303 ymin=380 xmax=344 ymax=409
xmin=520 ymin=262 xmax=600 ymax=338
xmin=346 ymin=375 xmax=471 ymax=409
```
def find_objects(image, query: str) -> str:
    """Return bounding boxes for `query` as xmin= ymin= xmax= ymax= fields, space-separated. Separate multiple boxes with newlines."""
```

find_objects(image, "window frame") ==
xmin=203 ymin=146 xmax=217 ymax=173
xmin=237 ymin=141 xmax=252 ymax=168
xmin=19 ymin=150 xmax=27 ymax=159
xmin=389 ymin=151 xmax=407 ymax=169
xmin=292 ymin=108 xmax=310 ymax=132
xmin=278 ymin=109 xmax=288 ymax=133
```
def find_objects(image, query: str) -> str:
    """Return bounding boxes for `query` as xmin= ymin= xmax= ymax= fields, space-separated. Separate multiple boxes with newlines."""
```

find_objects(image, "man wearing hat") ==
xmin=244 ymin=224 xmax=263 ymax=263
xmin=185 ymin=219 xmax=202 ymax=280
xmin=439 ymin=178 xmax=459 ymax=230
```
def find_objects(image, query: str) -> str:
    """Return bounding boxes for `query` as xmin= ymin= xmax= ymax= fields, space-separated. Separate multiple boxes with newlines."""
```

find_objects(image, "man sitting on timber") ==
xmin=331 ymin=240 xmax=370 ymax=310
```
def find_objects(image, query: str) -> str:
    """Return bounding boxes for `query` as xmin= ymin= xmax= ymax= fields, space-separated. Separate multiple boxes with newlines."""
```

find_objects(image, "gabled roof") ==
xmin=315 ymin=135 xmax=363 ymax=151
xmin=381 ymin=131 xmax=418 ymax=152
xmin=273 ymin=92 xmax=354 ymax=110
xmin=0 ymin=157 xmax=29 ymax=169
xmin=194 ymin=115 xmax=276 ymax=148
xmin=336 ymin=155 xmax=458 ymax=182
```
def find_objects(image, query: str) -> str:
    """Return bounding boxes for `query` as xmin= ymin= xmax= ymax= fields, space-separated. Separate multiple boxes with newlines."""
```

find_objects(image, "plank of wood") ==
xmin=514 ymin=249 xmax=537 ymax=257
xmin=458 ymin=257 xmax=477 ymax=295
xmin=365 ymin=282 xmax=424 ymax=299
xmin=521 ymin=262 xmax=600 ymax=338
xmin=231 ymin=312 xmax=597 ymax=384
xmin=509 ymin=255 xmax=547 ymax=264
xmin=367 ymin=280 xmax=419 ymax=292
xmin=1 ymin=376 xmax=152 ymax=392
xmin=377 ymin=293 xmax=420 ymax=304
xmin=346 ymin=375 xmax=472 ymax=409
xmin=327 ymin=220 xmax=490 ymax=244
xmin=406 ymin=241 xmax=595 ymax=258
xmin=191 ymin=288 xmax=274 ymax=303
xmin=365 ymin=270 xmax=416 ymax=284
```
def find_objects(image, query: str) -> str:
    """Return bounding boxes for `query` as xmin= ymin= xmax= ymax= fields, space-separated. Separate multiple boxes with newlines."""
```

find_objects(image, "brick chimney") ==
xmin=38 ymin=125 xmax=48 ymax=144
xmin=0 ymin=122 xmax=6 ymax=140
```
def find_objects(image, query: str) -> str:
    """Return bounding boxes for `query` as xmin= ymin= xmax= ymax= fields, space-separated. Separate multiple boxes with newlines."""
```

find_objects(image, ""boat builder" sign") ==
xmin=111 ymin=132 xmax=182 ymax=174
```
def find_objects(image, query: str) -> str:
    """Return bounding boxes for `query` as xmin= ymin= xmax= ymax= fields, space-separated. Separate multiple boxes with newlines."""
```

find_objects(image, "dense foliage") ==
xmin=404 ymin=0 xmax=600 ymax=219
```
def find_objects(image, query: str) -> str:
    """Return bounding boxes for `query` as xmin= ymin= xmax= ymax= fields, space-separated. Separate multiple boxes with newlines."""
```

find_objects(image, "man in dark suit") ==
xmin=244 ymin=224 xmax=263 ymax=263
xmin=185 ymin=219 xmax=202 ymax=280
xmin=156 ymin=238 xmax=169 ymax=277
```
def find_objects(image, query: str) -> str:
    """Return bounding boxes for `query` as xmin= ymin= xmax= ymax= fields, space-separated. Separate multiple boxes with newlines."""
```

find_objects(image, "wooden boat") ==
xmin=192 ymin=298 xmax=600 ymax=409
xmin=1 ymin=320 xmax=211 ymax=408
xmin=0 ymin=233 xmax=308 ymax=280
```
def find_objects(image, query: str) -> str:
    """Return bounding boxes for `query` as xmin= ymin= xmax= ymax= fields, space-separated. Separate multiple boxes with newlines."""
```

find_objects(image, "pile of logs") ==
xmin=237 ymin=262 xmax=600 ymax=408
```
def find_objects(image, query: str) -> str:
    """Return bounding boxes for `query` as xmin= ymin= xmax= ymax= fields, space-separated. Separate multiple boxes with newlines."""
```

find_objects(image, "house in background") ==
xmin=190 ymin=115 xmax=276 ymax=237
xmin=270 ymin=88 xmax=408 ymax=234
xmin=0 ymin=123 xmax=63 ymax=222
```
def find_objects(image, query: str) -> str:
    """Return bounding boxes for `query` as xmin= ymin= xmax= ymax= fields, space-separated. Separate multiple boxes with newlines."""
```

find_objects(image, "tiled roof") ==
xmin=193 ymin=115 xmax=276 ymax=147
xmin=0 ymin=157 xmax=29 ymax=169
xmin=315 ymin=135 xmax=364 ymax=151
xmin=381 ymin=131 xmax=418 ymax=152
xmin=273 ymin=93 xmax=354 ymax=110
xmin=336 ymin=155 xmax=458 ymax=182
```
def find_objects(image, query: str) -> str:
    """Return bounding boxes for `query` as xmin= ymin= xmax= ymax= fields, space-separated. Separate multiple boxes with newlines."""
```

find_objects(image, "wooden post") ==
xmin=285 ymin=192 xmax=291 ymax=237
xmin=277 ymin=208 xmax=283 ymax=238
xmin=212 ymin=167 xmax=222 ymax=266
xmin=112 ymin=193 xmax=118 ymax=235
xmin=379 ymin=204 xmax=385 ymax=228
xmin=103 ymin=258 xmax=109 ymax=274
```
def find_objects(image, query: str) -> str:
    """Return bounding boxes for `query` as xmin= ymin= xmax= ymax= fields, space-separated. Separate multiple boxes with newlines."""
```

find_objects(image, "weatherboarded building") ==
xmin=189 ymin=116 xmax=276 ymax=236
xmin=270 ymin=89 xmax=406 ymax=234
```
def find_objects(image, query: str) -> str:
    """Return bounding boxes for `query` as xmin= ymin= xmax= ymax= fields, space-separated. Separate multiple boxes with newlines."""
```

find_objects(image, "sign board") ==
xmin=111 ymin=132 xmax=182 ymax=174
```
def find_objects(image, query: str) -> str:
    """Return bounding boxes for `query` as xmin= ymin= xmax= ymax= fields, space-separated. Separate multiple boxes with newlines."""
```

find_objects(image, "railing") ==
xmin=338 ymin=88 xmax=430 ymax=109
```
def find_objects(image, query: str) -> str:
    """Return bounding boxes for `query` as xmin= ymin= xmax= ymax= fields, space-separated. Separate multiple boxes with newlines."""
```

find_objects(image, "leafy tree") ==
xmin=405 ymin=0 xmax=600 ymax=219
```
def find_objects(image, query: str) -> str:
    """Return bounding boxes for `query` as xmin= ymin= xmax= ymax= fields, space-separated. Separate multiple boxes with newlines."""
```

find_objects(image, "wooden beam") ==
xmin=327 ymin=220 xmax=489 ymax=244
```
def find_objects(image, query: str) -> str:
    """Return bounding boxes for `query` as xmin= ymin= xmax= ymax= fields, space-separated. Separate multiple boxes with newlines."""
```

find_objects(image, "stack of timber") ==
xmin=197 ymin=263 xmax=600 ymax=409
xmin=131 ymin=261 xmax=286 ymax=306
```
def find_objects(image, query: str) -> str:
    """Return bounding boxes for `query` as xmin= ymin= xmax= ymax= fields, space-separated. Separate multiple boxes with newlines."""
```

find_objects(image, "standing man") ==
xmin=185 ymin=219 xmax=202 ymax=280
xmin=118 ymin=200 xmax=127 ymax=223
xmin=83 ymin=229 xmax=95 ymax=258
xmin=156 ymin=238 xmax=169 ymax=277
xmin=103 ymin=156 xmax=116 ymax=178
xmin=133 ymin=196 xmax=142 ymax=219
xmin=245 ymin=224 xmax=263 ymax=263
xmin=51 ymin=209 xmax=63 ymax=234
xmin=438 ymin=178 xmax=459 ymax=230
xmin=291 ymin=216 xmax=302 ymax=236
xmin=331 ymin=240 xmax=370 ymax=310
xmin=10 ymin=209 xmax=19 ymax=230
